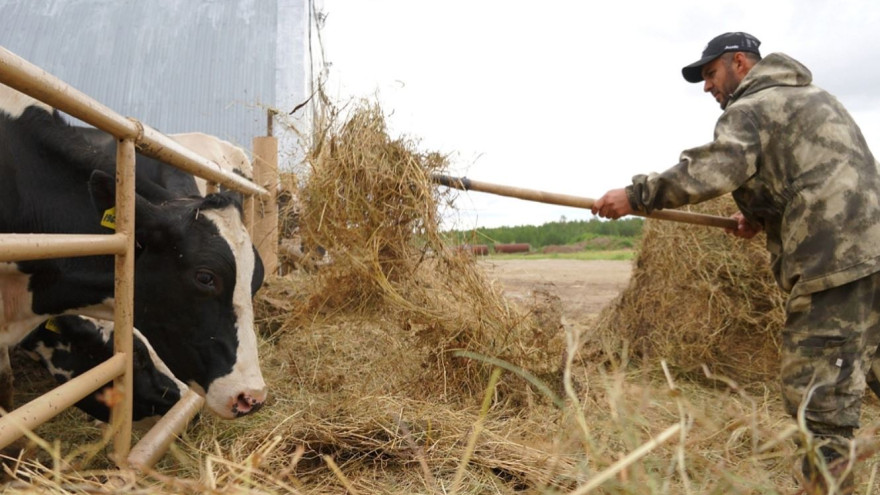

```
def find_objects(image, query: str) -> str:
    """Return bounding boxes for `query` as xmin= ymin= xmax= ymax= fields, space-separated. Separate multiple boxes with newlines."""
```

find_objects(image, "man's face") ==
xmin=700 ymin=55 xmax=740 ymax=109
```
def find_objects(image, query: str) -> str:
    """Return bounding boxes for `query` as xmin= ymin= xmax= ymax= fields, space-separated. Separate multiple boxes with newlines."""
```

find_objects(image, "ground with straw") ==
xmin=5 ymin=102 xmax=880 ymax=493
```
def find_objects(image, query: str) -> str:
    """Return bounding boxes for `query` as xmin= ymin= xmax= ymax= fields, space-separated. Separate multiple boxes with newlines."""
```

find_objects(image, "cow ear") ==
xmin=87 ymin=170 xmax=116 ymax=214
xmin=57 ymin=316 xmax=109 ymax=349
xmin=88 ymin=169 xmax=168 ymax=246
xmin=133 ymin=199 xmax=174 ymax=250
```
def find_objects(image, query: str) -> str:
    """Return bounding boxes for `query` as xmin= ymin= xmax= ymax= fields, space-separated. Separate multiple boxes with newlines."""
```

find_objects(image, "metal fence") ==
xmin=0 ymin=45 xmax=270 ymax=468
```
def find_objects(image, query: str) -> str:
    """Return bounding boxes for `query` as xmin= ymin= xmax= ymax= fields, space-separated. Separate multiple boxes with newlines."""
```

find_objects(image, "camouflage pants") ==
xmin=781 ymin=271 xmax=880 ymax=438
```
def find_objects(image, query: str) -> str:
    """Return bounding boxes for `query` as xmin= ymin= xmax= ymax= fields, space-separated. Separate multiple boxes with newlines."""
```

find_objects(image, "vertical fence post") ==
xmin=110 ymin=137 xmax=136 ymax=465
xmin=252 ymin=136 xmax=279 ymax=275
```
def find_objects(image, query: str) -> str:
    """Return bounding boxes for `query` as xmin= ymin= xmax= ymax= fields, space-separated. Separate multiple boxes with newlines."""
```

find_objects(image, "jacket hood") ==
xmin=729 ymin=53 xmax=812 ymax=106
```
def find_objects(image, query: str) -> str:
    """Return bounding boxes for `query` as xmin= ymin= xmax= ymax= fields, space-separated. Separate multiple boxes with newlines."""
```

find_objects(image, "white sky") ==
xmin=317 ymin=0 xmax=880 ymax=229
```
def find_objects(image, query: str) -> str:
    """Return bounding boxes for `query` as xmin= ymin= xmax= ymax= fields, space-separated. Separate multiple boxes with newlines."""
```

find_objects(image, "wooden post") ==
xmin=252 ymin=137 xmax=279 ymax=275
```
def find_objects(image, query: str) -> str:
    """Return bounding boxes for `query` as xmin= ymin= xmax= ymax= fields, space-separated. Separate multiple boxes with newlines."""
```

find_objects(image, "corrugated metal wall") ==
xmin=0 ymin=0 xmax=307 ymax=164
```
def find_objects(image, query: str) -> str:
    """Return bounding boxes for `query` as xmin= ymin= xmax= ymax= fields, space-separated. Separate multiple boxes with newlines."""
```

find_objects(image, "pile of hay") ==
xmin=594 ymin=196 xmax=786 ymax=383
xmin=277 ymin=102 xmax=567 ymax=394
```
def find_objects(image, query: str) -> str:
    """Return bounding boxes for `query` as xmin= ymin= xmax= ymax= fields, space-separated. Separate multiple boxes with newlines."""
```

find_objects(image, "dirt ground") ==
xmin=479 ymin=258 xmax=633 ymax=324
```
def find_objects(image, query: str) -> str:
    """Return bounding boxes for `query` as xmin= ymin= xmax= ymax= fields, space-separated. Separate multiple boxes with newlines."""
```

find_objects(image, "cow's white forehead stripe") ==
xmin=200 ymin=208 xmax=254 ymax=312
xmin=199 ymin=207 xmax=264 ymax=414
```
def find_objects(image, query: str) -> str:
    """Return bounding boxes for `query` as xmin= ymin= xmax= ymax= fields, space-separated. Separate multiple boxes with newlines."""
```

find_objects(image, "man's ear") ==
xmin=733 ymin=52 xmax=753 ymax=77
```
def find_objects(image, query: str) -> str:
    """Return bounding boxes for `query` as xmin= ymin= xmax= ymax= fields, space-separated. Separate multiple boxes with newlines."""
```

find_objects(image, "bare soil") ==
xmin=479 ymin=258 xmax=633 ymax=324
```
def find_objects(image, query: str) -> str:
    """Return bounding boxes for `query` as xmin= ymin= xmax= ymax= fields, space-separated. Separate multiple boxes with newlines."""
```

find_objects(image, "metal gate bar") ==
xmin=0 ymin=234 xmax=127 ymax=261
xmin=109 ymin=137 xmax=135 ymax=463
xmin=0 ymin=353 xmax=126 ymax=448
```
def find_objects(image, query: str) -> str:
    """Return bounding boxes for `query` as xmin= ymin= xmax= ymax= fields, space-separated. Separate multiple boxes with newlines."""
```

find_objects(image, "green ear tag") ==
xmin=101 ymin=207 xmax=117 ymax=230
xmin=44 ymin=318 xmax=60 ymax=334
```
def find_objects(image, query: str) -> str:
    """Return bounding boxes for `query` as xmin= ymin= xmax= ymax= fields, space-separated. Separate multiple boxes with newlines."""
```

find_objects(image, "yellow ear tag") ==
xmin=44 ymin=318 xmax=61 ymax=334
xmin=101 ymin=207 xmax=117 ymax=230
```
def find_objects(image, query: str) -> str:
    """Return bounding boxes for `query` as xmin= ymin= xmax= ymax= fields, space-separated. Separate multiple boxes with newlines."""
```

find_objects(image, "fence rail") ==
xmin=0 ymin=353 xmax=127 ymax=449
xmin=0 ymin=45 xmax=271 ymax=468
xmin=0 ymin=233 xmax=128 ymax=261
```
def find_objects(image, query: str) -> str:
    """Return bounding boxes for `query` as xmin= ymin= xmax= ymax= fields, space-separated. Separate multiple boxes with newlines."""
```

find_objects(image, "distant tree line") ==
xmin=445 ymin=217 xmax=643 ymax=249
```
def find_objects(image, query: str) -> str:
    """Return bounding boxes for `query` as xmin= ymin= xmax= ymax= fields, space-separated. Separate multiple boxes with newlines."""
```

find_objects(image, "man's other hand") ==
xmin=725 ymin=211 xmax=762 ymax=239
xmin=592 ymin=188 xmax=633 ymax=220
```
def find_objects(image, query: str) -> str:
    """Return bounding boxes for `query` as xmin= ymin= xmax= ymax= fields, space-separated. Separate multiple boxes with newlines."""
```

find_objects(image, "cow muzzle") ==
xmin=231 ymin=387 xmax=267 ymax=417
xmin=197 ymin=379 xmax=268 ymax=419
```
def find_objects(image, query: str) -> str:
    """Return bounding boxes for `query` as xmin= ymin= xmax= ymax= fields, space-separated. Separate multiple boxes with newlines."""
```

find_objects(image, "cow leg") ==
xmin=0 ymin=346 xmax=12 ymax=412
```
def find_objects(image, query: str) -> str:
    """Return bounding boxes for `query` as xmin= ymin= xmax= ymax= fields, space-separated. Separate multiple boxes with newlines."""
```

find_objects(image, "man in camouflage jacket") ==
xmin=592 ymin=32 xmax=880 ymax=493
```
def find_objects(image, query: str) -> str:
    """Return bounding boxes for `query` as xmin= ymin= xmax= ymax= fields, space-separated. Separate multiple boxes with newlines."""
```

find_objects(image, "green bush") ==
xmin=445 ymin=217 xmax=642 ymax=250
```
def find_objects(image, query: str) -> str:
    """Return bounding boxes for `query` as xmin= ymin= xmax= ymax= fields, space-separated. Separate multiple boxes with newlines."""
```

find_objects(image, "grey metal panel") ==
xmin=0 ymin=0 xmax=281 ymax=153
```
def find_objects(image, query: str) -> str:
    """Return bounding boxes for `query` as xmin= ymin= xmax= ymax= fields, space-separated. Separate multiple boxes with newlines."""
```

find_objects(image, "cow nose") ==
xmin=232 ymin=389 xmax=267 ymax=417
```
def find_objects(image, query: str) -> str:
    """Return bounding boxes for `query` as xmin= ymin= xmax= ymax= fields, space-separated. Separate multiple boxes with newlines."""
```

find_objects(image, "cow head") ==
xmin=20 ymin=316 xmax=187 ymax=422
xmin=89 ymin=170 xmax=267 ymax=419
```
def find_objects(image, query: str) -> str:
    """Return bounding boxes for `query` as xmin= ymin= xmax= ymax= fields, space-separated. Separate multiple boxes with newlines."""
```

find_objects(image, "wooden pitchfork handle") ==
xmin=432 ymin=174 xmax=738 ymax=230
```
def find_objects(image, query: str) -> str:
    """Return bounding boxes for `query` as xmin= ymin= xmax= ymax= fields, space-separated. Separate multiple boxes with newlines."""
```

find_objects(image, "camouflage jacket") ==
xmin=626 ymin=53 xmax=880 ymax=297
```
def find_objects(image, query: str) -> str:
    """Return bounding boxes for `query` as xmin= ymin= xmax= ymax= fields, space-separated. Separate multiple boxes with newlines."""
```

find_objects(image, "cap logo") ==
xmin=724 ymin=45 xmax=740 ymax=50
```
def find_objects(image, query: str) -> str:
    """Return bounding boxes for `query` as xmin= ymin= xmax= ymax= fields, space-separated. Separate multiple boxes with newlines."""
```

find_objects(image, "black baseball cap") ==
xmin=681 ymin=32 xmax=761 ymax=83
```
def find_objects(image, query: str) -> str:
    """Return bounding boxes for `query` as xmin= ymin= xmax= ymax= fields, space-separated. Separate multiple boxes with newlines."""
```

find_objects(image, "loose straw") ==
xmin=568 ymin=423 xmax=682 ymax=495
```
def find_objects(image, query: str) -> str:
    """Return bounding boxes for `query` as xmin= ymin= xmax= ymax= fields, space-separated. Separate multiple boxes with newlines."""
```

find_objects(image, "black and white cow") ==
xmin=20 ymin=315 xmax=187 ymax=422
xmin=0 ymin=83 xmax=267 ymax=419
xmin=15 ymin=130 xmax=258 ymax=420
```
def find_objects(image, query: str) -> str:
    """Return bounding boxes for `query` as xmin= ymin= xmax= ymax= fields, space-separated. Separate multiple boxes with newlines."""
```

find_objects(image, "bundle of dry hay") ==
xmin=275 ymin=102 xmax=567 ymax=397
xmin=594 ymin=196 xmax=786 ymax=383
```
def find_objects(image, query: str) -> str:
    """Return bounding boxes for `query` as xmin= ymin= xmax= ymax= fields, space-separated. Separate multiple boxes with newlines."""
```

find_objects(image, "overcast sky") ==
xmin=317 ymin=0 xmax=880 ymax=229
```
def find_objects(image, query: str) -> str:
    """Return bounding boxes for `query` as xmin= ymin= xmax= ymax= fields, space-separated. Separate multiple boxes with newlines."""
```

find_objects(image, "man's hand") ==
xmin=591 ymin=188 xmax=633 ymax=220
xmin=724 ymin=211 xmax=762 ymax=239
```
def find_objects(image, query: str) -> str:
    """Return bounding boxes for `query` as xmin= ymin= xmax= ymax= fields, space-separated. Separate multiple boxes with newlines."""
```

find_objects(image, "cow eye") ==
xmin=195 ymin=270 xmax=217 ymax=291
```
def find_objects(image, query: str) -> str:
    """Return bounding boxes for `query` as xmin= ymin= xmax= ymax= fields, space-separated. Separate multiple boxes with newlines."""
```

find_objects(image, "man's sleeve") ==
xmin=626 ymin=107 xmax=761 ymax=214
